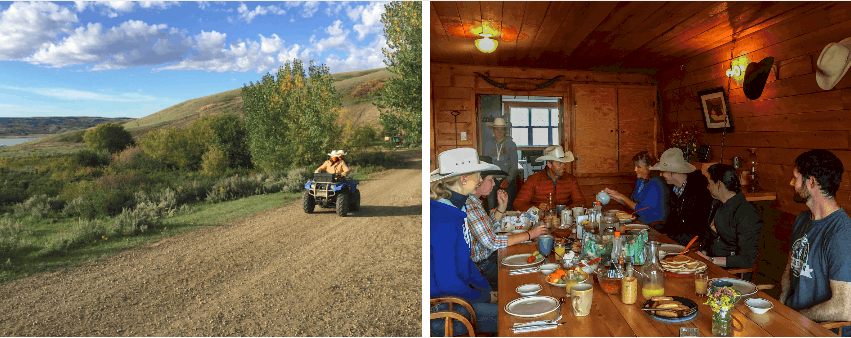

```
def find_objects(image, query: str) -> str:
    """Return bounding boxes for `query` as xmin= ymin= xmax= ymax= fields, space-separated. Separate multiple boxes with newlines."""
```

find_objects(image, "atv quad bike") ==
xmin=302 ymin=172 xmax=361 ymax=217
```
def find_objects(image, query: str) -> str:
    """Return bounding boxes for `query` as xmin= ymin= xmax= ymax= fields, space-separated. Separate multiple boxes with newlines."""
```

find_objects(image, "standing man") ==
xmin=513 ymin=145 xmax=586 ymax=212
xmin=697 ymin=163 xmax=764 ymax=279
xmin=650 ymin=147 xmax=714 ymax=246
xmin=779 ymin=149 xmax=851 ymax=336
xmin=482 ymin=117 xmax=519 ymax=211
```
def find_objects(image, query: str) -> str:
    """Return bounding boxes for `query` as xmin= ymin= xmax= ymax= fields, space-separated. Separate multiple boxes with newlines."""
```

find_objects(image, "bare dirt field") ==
xmin=0 ymin=151 xmax=422 ymax=336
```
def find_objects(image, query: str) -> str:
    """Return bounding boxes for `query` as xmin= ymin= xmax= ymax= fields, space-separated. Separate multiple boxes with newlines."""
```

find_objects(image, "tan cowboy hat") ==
xmin=650 ymin=148 xmax=696 ymax=173
xmin=816 ymin=37 xmax=851 ymax=90
xmin=430 ymin=148 xmax=501 ymax=183
xmin=535 ymin=145 xmax=574 ymax=163
xmin=485 ymin=117 xmax=509 ymax=129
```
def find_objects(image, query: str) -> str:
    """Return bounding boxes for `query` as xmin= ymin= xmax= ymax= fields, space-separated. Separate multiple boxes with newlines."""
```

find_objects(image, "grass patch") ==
xmin=0 ymin=191 xmax=300 ymax=285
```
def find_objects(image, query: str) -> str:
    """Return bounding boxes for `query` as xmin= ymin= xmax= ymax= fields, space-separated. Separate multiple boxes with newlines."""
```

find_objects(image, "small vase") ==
xmin=712 ymin=307 xmax=733 ymax=336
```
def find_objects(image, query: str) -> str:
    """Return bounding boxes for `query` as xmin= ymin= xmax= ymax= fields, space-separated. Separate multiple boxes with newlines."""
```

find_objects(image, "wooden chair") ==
xmin=820 ymin=321 xmax=851 ymax=336
xmin=726 ymin=259 xmax=759 ymax=282
xmin=431 ymin=296 xmax=483 ymax=337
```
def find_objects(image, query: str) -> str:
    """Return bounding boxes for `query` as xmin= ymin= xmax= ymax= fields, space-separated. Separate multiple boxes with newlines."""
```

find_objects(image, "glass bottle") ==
xmin=746 ymin=148 xmax=759 ymax=192
xmin=640 ymin=241 xmax=666 ymax=299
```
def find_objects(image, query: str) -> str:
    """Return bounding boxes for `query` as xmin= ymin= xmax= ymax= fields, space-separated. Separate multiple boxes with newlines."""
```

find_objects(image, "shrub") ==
xmin=72 ymin=149 xmax=110 ymax=167
xmin=83 ymin=122 xmax=135 ymax=154
xmin=209 ymin=113 xmax=251 ymax=169
xmin=111 ymin=207 xmax=159 ymax=236
xmin=175 ymin=178 xmax=216 ymax=205
xmin=139 ymin=117 xmax=214 ymax=170
xmin=112 ymin=145 xmax=155 ymax=171
xmin=206 ymin=174 xmax=266 ymax=203
xmin=59 ymin=181 xmax=135 ymax=218
xmin=201 ymin=144 xmax=229 ymax=176
xmin=13 ymin=194 xmax=64 ymax=220
xmin=44 ymin=218 xmax=108 ymax=255
xmin=0 ymin=217 xmax=31 ymax=260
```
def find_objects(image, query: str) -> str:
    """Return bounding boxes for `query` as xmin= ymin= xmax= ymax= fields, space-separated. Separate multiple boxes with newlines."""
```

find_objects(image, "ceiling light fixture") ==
xmin=475 ymin=22 xmax=498 ymax=53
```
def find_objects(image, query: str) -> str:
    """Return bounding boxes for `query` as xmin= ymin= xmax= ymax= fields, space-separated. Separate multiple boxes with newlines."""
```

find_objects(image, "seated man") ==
xmin=697 ymin=164 xmax=764 ymax=278
xmin=650 ymin=148 xmax=714 ymax=246
xmin=779 ymin=149 xmax=851 ymax=336
xmin=513 ymin=145 xmax=586 ymax=212
xmin=315 ymin=150 xmax=350 ymax=176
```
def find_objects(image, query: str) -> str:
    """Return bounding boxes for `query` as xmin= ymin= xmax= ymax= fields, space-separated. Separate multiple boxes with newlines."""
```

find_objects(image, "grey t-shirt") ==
xmin=786 ymin=209 xmax=851 ymax=311
xmin=481 ymin=136 xmax=517 ymax=175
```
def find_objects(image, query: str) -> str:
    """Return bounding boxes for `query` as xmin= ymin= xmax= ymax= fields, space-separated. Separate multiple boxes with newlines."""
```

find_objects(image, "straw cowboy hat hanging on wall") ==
xmin=816 ymin=37 xmax=851 ymax=90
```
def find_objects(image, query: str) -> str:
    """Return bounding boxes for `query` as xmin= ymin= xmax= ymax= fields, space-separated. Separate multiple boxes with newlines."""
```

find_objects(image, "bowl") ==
xmin=516 ymin=283 xmax=543 ymax=296
xmin=578 ymin=260 xmax=599 ymax=275
xmin=539 ymin=263 xmax=560 ymax=275
xmin=745 ymin=298 xmax=773 ymax=314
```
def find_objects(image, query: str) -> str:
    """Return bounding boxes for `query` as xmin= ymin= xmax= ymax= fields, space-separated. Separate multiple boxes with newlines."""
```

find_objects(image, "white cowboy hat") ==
xmin=485 ymin=117 xmax=509 ymax=129
xmin=327 ymin=150 xmax=338 ymax=157
xmin=816 ymin=37 xmax=851 ymax=90
xmin=650 ymin=148 xmax=696 ymax=174
xmin=430 ymin=148 xmax=501 ymax=183
xmin=336 ymin=149 xmax=348 ymax=156
xmin=535 ymin=145 xmax=575 ymax=163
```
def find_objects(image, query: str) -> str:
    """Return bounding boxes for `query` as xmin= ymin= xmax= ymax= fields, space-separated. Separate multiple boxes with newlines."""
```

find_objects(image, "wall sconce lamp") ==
xmin=473 ymin=22 xmax=499 ymax=53
xmin=725 ymin=52 xmax=750 ymax=84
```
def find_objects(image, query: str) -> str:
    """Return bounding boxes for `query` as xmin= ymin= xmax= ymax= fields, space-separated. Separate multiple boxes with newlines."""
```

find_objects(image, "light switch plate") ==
xmin=460 ymin=132 xmax=467 ymax=140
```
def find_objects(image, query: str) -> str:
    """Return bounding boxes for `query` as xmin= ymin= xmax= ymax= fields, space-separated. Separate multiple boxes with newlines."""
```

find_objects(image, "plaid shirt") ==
xmin=464 ymin=195 xmax=509 ymax=263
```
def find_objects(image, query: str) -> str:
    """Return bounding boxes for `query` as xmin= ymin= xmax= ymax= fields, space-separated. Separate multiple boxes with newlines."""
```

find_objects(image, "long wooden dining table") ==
xmin=497 ymin=227 xmax=837 ymax=336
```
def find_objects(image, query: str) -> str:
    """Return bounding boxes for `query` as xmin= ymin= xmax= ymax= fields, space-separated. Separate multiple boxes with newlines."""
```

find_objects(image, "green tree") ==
xmin=139 ymin=116 xmax=214 ymax=170
xmin=82 ymin=123 xmax=135 ymax=154
xmin=375 ymin=1 xmax=422 ymax=143
xmin=242 ymin=59 xmax=342 ymax=172
xmin=208 ymin=113 xmax=251 ymax=169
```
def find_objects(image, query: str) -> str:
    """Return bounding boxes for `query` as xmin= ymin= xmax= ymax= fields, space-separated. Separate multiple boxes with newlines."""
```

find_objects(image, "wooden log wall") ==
xmin=656 ymin=1 xmax=851 ymax=283
xmin=431 ymin=62 xmax=656 ymax=205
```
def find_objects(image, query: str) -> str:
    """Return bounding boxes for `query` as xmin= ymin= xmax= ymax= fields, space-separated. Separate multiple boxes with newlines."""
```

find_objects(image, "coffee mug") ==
xmin=571 ymin=283 xmax=593 ymax=317
xmin=572 ymin=206 xmax=585 ymax=217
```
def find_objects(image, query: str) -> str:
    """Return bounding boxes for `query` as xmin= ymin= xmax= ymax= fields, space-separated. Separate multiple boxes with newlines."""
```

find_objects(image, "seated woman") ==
xmin=465 ymin=173 xmax=547 ymax=291
xmin=697 ymin=164 xmax=764 ymax=276
xmin=650 ymin=148 xmax=714 ymax=246
xmin=604 ymin=151 xmax=669 ymax=225
xmin=430 ymin=148 xmax=498 ymax=336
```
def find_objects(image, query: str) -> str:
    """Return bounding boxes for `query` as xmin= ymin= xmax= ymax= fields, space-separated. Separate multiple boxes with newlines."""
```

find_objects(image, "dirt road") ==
xmin=0 ymin=153 xmax=422 ymax=336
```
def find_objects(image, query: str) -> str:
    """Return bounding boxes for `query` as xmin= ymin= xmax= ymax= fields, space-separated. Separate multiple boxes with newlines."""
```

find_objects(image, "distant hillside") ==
xmin=0 ymin=117 xmax=134 ymax=137
xmin=3 ymin=67 xmax=395 ymax=157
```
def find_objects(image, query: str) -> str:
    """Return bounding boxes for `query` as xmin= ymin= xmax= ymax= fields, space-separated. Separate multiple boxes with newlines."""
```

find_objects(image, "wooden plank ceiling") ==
xmin=431 ymin=1 xmax=817 ymax=74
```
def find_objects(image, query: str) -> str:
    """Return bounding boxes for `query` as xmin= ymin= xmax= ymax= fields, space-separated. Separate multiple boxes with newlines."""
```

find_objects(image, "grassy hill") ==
xmin=2 ymin=67 xmax=395 ymax=158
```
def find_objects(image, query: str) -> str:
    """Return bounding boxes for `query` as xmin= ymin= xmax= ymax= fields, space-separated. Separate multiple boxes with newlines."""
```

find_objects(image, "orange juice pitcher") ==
xmin=638 ymin=241 xmax=666 ymax=299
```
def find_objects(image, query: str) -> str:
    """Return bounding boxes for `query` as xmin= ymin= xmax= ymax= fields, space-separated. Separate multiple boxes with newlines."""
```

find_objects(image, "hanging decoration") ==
xmin=473 ymin=72 xmax=564 ymax=91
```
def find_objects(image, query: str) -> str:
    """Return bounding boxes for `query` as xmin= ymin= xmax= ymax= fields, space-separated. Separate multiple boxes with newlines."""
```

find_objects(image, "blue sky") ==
xmin=0 ymin=1 xmax=390 ymax=118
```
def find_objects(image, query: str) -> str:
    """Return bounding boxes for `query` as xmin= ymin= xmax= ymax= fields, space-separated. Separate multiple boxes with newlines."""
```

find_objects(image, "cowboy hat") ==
xmin=650 ymin=148 xmax=696 ymax=174
xmin=485 ymin=117 xmax=509 ymax=129
xmin=336 ymin=149 xmax=348 ymax=156
xmin=430 ymin=148 xmax=501 ymax=183
xmin=327 ymin=150 xmax=338 ymax=157
xmin=535 ymin=145 xmax=575 ymax=163
xmin=743 ymin=56 xmax=774 ymax=100
xmin=816 ymin=37 xmax=851 ymax=90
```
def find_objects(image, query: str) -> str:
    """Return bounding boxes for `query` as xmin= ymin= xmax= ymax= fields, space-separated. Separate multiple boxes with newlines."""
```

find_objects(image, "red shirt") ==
xmin=513 ymin=169 xmax=587 ymax=212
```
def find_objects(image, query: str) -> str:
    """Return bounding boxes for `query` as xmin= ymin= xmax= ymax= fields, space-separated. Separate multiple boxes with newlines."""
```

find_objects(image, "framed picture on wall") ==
xmin=698 ymin=87 xmax=734 ymax=133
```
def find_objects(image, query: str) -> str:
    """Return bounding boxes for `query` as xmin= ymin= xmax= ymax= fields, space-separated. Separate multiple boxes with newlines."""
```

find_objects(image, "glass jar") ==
xmin=640 ymin=241 xmax=666 ymax=299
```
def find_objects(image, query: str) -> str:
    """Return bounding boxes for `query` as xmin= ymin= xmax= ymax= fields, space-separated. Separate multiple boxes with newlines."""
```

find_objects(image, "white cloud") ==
xmin=310 ymin=20 xmax=350 ymax=53
xmin=0 ymin=2 xmax=78 ymax=59
xmin=237 ymin=3 xmax=286 ymax=23
xmin=23 ymin=20 xmax=189 ymax=70
xmin=350 ymin=2 xmax=386 ymax=40
xmin=325 ymin=1 xmax=344 ymax=16
xmin=301 ymin=1 xmax=319 ymax=17
xmin=73 ymin=1 xmax=179 ymax=17
xmin=154 ymin=31 xmax=300 ymax=73
xmin=323 ymin=35 xmax=387 ymax=73
xmin=0 ymin=84 xmax=158 ymax=102
xmin=197 ymin=1 xmax=210 ymax=10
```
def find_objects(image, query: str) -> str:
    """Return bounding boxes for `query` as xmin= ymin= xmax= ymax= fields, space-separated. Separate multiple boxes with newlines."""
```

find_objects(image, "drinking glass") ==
xmin=679 ymin=327 xmax=700 ymax=337
xmin=695 ymin=271 xmax=709 ymax=296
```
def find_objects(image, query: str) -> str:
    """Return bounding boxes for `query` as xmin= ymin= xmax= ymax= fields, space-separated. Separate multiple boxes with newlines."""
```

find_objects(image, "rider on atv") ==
xmin=315 ymin=150 xmax=350 ymax=178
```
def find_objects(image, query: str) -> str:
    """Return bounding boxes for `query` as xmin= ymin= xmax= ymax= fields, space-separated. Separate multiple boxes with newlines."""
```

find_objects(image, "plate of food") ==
xmin=660 ymin=255 xmax=707 ymax=276
xmin=709 ymin=277 xmax=758 ymax=297
xmin=615 ymin=211 xmax=635 ymax=222
xmin=501 ymin=253 xmax=546 ymax=267
xmin=642 ymin=296 xmax=698 ymax=322
xmin=545 ymin=267 xmax=590 ymax=289
xmin=622 ymin=224 xmax=649 ymax=232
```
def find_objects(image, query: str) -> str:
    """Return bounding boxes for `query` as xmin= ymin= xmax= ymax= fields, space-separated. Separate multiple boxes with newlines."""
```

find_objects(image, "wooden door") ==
xmin=617 ymin=86 xmax=657 ymax=173
xmin=573 ymin=84 xmax=618 ymax=174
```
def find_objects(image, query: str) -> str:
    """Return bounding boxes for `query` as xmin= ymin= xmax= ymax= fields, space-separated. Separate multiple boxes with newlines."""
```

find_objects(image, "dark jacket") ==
xmin=659 ymin=170 xmax=714 ymax=246
xmin=703 ymin=192 xmax=764 ymax=268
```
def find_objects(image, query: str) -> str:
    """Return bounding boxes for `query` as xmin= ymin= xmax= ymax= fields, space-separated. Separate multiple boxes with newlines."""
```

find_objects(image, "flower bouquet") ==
xmin=704 ymin=286 xmax=742 ymax=336
xmin=670 ymin=125 xmax=701 ymax=160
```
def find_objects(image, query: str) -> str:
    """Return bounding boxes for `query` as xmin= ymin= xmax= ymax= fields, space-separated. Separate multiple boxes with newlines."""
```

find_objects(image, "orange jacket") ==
xmin=316 ymin=159 xmax=350 ymax=175
xmin=513 ymin=169 xmax=586 ymax=212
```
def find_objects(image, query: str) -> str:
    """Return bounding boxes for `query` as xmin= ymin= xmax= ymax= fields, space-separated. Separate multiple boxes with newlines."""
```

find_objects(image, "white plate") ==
xmin=659 ymin=244 xmax=686 ymax=255
xmin=709 ymin=277 xmax=759 ymax=297
xmin=504 ymin=295 xmax=560 ymax=318
xmin=622 ymin=224 xmax=649 ymax=232
xmin=501 ymin=253 xmax=545 ymax=267
xmin=516 ymin=283 xmax=542 ymax=296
